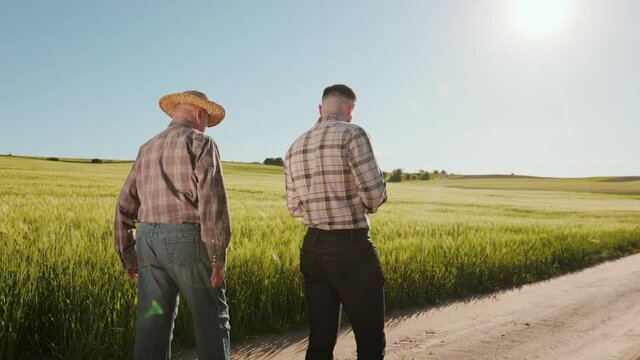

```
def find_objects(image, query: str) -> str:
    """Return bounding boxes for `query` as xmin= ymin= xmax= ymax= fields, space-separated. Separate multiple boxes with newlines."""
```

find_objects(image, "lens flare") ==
xmin=144 ymin=300 xmax=164 ymax=319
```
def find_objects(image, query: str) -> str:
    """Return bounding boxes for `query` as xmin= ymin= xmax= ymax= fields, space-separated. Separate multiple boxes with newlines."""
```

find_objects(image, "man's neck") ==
xmin=322 ymin=114 xmax=346 ymax=121
xmin=171 ymin=118 xmax=204 ymax=132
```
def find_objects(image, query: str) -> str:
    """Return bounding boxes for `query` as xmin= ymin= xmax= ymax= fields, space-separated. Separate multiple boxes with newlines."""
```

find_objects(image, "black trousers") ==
xmin=300 ymin=227 xmax=386 ymax=360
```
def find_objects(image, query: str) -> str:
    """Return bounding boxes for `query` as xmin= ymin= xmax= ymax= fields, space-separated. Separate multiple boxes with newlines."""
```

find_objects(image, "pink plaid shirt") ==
xmin=114 ymin=120 xmax=231 ymax=269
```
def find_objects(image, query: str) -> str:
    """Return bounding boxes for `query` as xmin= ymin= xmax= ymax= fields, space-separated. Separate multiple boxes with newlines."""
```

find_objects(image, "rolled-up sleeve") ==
xmin=195 ymin=139 xmax=232 ymax=267
xmin=114 ymin=162 xmax=140 ymax=270
xmin=346 ymin=126 xmax=387 ymax=213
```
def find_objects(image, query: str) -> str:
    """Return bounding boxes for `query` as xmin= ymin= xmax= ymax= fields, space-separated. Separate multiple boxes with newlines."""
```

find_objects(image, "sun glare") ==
xmin=512 ymin=0 xmax=570 ymax=35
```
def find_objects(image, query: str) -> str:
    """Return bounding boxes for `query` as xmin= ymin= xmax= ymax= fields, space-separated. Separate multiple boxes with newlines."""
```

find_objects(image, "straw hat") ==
xmin=159 ymin=90 xmax=226 ymax=127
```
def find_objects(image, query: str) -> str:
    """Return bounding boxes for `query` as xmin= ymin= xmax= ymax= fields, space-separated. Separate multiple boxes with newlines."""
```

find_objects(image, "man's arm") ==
xmin=284 ymin=149 xmax=304 ymax=217
xmin=196 ymin=139 xmax=232 ymax=268
xmin=346 ymin=126 xmax=387 ymax=213
xmin=114 ymin=162 xmax=140 ymax=274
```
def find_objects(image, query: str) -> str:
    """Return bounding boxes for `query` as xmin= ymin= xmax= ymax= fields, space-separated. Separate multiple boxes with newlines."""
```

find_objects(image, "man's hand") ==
xmin=210 ymin=266 xmax=226 ymax=288
xmin=124 ymin=267 xmax=138 ymax=280
xmin=122 ymin=249 xmax=139 ymax=280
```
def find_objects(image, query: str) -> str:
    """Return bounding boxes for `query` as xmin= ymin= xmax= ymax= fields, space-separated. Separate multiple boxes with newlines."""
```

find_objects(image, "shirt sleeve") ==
xmin=284 ymin=148 xmax=304 ymax=217
xmin=114 ymin=161 xmax=140 ymax=270
xmin=346 ymin=126 xmax=388 ymax=214
xmin=195 ymin=138 xmax=232 ymax=267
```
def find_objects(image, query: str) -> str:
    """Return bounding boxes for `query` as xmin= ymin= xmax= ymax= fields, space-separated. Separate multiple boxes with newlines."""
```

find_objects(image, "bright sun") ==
xmin=511 ymin=0 xmax=570 ymax=35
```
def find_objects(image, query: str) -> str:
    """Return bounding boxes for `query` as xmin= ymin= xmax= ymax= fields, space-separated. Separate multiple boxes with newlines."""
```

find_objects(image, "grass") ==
xmin=1 ymin=156 xmax=639 ymax=359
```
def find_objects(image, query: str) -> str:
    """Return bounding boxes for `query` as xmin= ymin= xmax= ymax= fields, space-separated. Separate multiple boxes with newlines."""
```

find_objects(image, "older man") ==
xmin=285 ymin=84 xmax=388 ymax=360
xmin=114 ymin=90 xmax=231 ymax=360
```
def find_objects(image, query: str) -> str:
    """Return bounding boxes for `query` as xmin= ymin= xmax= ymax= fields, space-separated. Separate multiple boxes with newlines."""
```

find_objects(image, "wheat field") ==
xmin=1 ymin=155 xmax=639 ymax=359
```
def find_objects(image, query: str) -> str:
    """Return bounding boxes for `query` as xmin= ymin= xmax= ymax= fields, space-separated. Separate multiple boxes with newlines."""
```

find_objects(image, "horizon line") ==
xmin=2 ymin=153 xmax=638 ymax=179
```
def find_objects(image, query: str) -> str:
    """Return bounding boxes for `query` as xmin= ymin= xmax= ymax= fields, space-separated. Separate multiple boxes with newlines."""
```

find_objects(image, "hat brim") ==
xmin=159 ymin=93 xmax=226 ymax=127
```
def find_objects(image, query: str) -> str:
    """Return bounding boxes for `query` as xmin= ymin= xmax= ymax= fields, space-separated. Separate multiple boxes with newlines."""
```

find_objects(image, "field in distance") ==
xmin=440 ymin=173 xmax=640 ymax=195
xmin=1 ymin=155 xmax=639 ymax=359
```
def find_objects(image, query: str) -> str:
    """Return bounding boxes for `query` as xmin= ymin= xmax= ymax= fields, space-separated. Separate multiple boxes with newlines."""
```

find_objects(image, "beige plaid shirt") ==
xmin=284 ymin=115 xmax=387 ymax=229
xmin=114 ymin=120 xmax=231 ymax=270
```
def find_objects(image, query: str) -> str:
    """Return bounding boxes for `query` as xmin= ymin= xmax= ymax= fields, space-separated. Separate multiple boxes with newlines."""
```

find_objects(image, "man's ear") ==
xmin=196 ymin=109 xmax=207 ymax=127
xmin=348 ymin=103 xmax=355 ymax=115
xmin=318 ymin=104 xmax=322 ymax=116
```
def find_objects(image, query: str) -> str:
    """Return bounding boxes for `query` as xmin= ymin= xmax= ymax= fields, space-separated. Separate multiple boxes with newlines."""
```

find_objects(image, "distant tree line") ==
xmin=384 ymin=169 xmax=450 ymax=182
xmin=46 ymin=157 xmax=103 ymax=163
xmin=263 ymin=157 xmax=284 ymax=166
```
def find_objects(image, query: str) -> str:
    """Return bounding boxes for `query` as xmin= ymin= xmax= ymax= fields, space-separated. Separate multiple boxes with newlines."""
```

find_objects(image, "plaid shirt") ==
xmin=114 ymin=120 xmax=231 ymax=270
xmin=284 ymin=115 xmax=387 ymax=229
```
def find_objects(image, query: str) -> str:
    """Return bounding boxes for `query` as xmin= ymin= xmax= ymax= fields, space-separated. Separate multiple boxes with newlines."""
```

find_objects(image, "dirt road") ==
xmin=230 ymin=253 xmax=640 ymax=360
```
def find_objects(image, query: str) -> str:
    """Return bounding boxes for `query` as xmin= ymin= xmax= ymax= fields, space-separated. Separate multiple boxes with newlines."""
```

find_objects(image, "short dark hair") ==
xmin=322 ymin=84 xmax=356 ymax=102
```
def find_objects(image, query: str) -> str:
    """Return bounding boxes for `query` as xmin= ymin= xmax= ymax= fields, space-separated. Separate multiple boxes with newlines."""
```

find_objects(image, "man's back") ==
xmin=134 ymin=120 xmax=215 ymax=224
xmin=285 ymin=115 xmax=387 ymax=230
xmin=115 ymin=120 xmax=230 ymax=269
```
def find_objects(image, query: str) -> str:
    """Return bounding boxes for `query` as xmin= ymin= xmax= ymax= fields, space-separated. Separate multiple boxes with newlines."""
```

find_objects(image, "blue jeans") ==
xmin=134 ymin=223 xmax=230 ymax=360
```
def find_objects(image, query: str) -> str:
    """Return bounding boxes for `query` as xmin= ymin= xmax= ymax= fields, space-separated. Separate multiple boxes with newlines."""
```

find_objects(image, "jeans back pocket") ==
xmin=163 ymin=232 xmax=201 ymax=269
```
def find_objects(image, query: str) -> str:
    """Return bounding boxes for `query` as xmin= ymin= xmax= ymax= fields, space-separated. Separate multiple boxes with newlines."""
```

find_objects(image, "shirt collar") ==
xmin=168 ymin=119 xmax=196 ymax=129
xmin=316 ymin=115 xmax=346 ymax=124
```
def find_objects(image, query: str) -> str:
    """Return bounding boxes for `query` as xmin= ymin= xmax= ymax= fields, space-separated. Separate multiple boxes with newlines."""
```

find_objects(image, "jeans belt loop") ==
xmin=313 ymin=227 xmax=320 ymax=249
xmin=307 ymin=227 xmax=316 ymax=249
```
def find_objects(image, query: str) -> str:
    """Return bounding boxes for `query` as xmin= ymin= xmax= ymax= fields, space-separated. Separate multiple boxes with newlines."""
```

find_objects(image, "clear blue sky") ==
xmin=1 ymin=0 xmax=638 ymax=177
